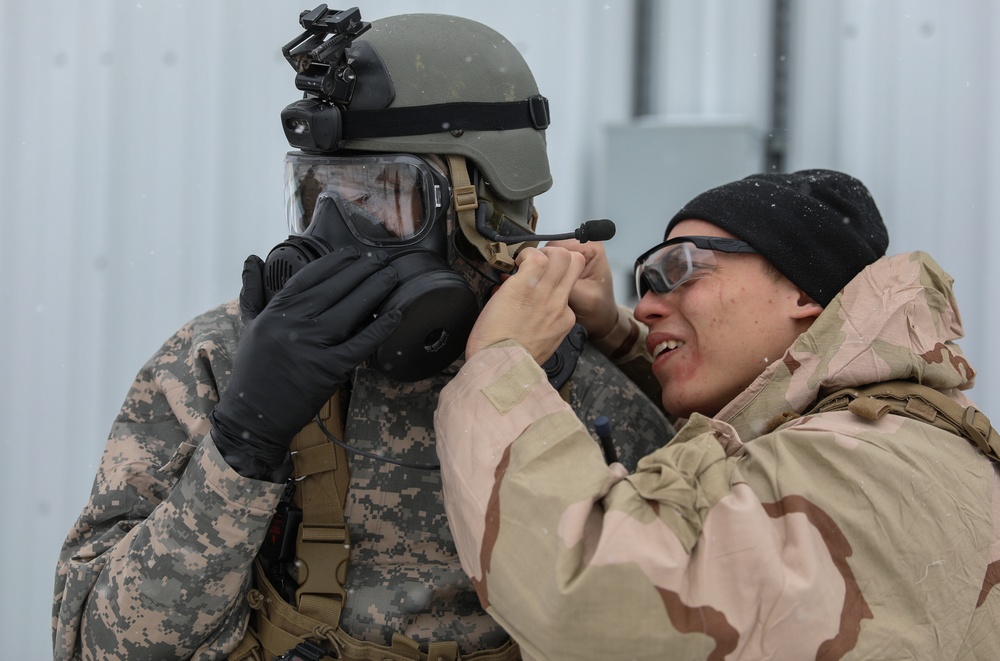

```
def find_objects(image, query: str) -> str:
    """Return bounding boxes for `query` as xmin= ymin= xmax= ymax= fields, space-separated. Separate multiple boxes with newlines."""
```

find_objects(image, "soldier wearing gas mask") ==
xmin=53 ymin=8 xmax=672 ymax=661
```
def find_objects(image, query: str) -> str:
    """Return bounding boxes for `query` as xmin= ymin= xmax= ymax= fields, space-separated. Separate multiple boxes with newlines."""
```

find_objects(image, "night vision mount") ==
xmin=280 ymin=5 xmax=400 ymax=152
xmin=282 ymin=5 xmax=370 ymax=105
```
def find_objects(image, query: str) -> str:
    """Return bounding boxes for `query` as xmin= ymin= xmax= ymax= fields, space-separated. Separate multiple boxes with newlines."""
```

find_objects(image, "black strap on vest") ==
xmin=809 ymin=380 xmax=1000 ymax=462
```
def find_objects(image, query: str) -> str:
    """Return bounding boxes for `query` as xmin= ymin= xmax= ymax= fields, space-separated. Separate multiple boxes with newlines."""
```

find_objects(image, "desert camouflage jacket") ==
xmin=52 ymin=299 xmax=672 ymax=660
xmin=435 ymin=251 xmax=1000 ymax=660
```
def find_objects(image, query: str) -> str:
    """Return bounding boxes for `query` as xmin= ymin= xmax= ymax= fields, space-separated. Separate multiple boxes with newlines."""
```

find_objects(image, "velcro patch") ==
xmin=482 ymin=355 xmax=543 ymax=414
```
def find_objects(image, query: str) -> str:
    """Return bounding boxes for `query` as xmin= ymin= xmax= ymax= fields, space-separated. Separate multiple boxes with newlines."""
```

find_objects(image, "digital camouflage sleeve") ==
xmin=52 ymin=301 xmax=285 ymax=660
xmin=434 ymin=252 xmax=1000 ymax=660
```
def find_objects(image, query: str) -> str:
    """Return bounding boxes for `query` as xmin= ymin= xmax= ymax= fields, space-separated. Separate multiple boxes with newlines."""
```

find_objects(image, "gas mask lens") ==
xmin=284 ymin=152 xmax=448 ymax=244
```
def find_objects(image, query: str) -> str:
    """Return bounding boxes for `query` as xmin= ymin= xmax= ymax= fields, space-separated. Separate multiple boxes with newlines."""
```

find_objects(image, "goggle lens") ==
xmin=633 ymin=235 xmax=759 ymax=300
xmin=284 ymin=153 xmax=446 ymax=244
xmin=635 ymin=243 xmax=718 ymax=298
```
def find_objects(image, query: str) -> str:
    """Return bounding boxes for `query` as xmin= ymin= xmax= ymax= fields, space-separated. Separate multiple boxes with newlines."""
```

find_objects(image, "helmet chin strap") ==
xmin=445 ymin=154 xmax=519 ymax=272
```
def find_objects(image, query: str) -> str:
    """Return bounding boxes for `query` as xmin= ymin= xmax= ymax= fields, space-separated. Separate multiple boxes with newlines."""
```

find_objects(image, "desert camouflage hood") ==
xmin=717 ymin=251 xmax=975 ymax=442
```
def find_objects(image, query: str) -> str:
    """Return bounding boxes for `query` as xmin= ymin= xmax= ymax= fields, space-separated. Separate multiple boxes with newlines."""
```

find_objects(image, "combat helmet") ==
xmin=280 ymin=6 xmax=552 ymax=268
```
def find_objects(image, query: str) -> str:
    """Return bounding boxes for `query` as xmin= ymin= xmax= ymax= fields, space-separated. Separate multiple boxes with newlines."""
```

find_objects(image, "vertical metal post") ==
xmin=632 ymin=0 xmax=656 ymax=118
xmin=766 ymin=0 xmax=791 ymax=172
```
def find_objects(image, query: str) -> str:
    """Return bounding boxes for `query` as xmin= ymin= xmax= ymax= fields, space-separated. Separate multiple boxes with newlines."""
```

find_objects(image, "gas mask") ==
xmin=263 ymin=152 xmax=479 ymax=382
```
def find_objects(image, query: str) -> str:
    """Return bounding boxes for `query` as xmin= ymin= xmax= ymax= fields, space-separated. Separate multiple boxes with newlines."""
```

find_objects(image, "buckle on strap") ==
xmin=295 ymin=523 xmax=350 ymax=604
xmin=528 ymin=94 xmax=550 ymax=129
xmin=962 ymin=406 xmax=1000 ymax=461
xmin=453 ymin=184 xmax=478 ymax=213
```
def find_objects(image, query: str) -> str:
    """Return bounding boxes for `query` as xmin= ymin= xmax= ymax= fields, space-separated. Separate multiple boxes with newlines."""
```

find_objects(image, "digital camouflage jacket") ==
xmin=52 ymin=300 xmax=673 ymax=660
xmin=435 ymin=251 xmax=1000 ymax=660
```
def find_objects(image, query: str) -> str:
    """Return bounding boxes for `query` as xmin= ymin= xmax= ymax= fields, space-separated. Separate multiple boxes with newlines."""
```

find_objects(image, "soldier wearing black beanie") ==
xmin=665 ymin=169 xmax=890 ymax=306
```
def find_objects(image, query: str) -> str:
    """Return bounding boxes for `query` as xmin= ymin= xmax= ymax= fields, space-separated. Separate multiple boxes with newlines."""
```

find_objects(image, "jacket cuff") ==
xmin=591 ymin=306 xmax=648 ymax=363
xmin=196 ymin=433 xmax=288 ymax=514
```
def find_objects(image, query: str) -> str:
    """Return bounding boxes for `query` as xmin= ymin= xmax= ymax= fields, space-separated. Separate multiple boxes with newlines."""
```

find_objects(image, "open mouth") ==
xmin=652 ymin=339 xmax=684 ymax=358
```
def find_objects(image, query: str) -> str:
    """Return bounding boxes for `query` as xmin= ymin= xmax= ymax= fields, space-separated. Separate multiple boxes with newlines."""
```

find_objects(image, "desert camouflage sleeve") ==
xmin=53 ymin=302 xmax=285 ymax=660
xmin=435 ymin=342 xmax=858 ymax=661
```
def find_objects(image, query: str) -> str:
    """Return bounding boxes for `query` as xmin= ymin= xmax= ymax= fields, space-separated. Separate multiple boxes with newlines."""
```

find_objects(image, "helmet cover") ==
xmin=345 ymin=14 xmax=552 ymax=203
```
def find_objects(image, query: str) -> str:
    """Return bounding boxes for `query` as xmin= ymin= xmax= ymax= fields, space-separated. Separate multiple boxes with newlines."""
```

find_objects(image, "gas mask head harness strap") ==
xmin=264 ymin=6 xmax=615 ymax=385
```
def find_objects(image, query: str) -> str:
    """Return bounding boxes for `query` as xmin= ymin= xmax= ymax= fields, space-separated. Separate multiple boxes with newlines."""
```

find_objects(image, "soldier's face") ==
xmin=634 ymin=219 xmax=817 ymax=418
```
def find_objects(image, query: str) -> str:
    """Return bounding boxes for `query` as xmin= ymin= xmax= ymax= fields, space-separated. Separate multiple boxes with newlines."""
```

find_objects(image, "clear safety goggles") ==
xmin=284 ymin=152 xmax=450 ymax=244
xmin=634 ymin=235 xmax=758 ymax=299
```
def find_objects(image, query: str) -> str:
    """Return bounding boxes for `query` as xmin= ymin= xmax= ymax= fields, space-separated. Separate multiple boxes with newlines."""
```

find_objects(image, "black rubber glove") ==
xmin=212 ymin=247 xmax=402 ymax=481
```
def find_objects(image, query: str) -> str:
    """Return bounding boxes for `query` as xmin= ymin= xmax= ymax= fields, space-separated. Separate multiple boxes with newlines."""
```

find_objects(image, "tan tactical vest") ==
xmin=227 ymin=393 xmax=522 ymax=661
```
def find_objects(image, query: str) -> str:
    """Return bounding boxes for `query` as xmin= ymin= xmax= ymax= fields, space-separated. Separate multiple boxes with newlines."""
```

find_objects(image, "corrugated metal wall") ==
xmin=785 ymin=0 xmax=1000 ymax=418
xmin=2 ymin=0 xmax=997 ymax=657
xmin=597 ymin=0 xmax=773 ymax=301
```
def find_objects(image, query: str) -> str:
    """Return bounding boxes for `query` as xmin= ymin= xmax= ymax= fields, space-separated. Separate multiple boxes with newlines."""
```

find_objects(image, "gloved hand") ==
xmin=212 ymin=247 xmax=402 ymax=481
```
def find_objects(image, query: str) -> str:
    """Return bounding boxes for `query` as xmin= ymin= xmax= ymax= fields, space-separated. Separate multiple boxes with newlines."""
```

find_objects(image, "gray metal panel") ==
xmin=596 ymin=0 xmax=774 ymax=304
xmin=599 ymin=121 xmax=765 ymax=305
xmin=655 ymin=0 xmax=772 ymax=125
xmin=0 ymin=3 xmax=291 ymax=655
xmin=785 ymin=0 xmax=1000 ymax=411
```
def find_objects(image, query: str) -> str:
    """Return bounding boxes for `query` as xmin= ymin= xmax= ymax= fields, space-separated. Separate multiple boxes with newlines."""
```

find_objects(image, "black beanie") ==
xmin=665 ymin=169 xmax=889 ymax=306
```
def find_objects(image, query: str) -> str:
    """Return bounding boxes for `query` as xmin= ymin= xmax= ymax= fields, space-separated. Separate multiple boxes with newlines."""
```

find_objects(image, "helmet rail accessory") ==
xmin=282 ymin=5 xmax=371 ymax=104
